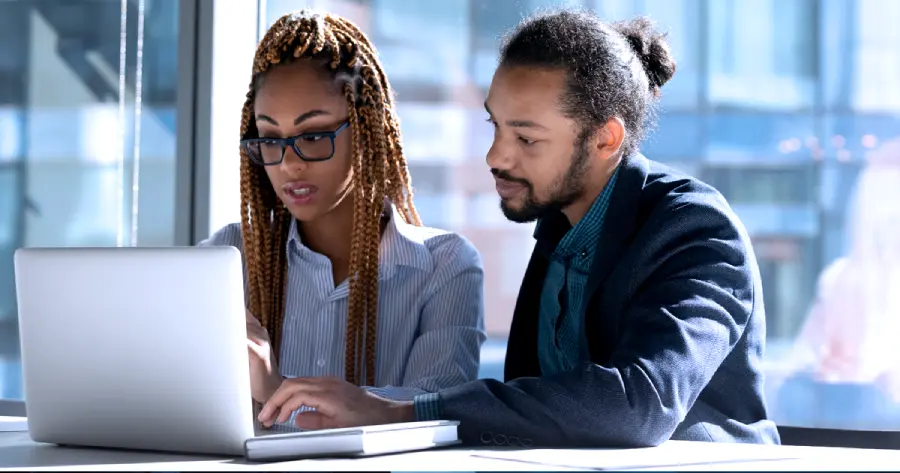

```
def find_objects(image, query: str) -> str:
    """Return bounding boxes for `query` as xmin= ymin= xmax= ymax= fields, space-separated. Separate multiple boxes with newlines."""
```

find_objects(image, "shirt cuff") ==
xmin=413 ymin=392 xmax=444 ymax=421
xmin=362 ymin=385 xmax=424 ymax=402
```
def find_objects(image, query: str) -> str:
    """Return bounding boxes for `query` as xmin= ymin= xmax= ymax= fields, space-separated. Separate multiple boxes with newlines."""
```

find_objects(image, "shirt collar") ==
xmin=287 ymin=199 xmax=433 ymax=279
xmin=533 ymin=166 xmax=621 ymax=259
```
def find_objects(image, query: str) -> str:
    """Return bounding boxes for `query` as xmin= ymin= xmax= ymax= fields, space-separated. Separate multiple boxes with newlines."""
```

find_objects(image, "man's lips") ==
xmin=494 ymin=178 xmax=525 ymax=198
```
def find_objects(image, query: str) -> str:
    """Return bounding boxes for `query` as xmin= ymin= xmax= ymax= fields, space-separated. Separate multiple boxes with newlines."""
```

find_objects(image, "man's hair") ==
xmin=239 ymin=11 xmax=421 ymax=387
xmin=499 ymin=9 xmax=677 ymax=156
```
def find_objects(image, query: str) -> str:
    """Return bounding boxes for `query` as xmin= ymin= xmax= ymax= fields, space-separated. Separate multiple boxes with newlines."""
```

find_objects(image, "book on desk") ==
xmin=243 ymin=420 xmax=460 ymax=462
xmin=0 ymin=417 xmax=28 ymax=433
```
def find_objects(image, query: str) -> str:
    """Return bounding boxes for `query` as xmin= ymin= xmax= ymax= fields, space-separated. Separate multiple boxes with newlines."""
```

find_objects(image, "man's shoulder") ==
xmin=636 ymin=158 xmax=745 ymax=242
xmin=643 ymin=159 xmax=728 ymax=210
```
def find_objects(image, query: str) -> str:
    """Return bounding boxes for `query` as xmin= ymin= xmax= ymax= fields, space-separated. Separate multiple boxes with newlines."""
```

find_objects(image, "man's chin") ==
xmin=500 ymin=200 xmax=541 ymax=223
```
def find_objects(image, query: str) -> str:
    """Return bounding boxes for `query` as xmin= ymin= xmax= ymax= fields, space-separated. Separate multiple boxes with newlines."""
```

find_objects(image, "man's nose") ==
xmin=486 ymin=140 xmax=514 ymax=171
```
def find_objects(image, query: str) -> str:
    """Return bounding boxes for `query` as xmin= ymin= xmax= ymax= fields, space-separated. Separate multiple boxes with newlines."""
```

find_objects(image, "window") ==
xmin=0 ymin=0 xmax=183 ymax=400
xmin=369 ymin=0 xmax=470 ymax=88
xmin=707 ymin=0 xmax=818 ymax=110
xmin=595 ymin=0 xmax=702 ymax=110
xmin=470 ymin=0 xmax=588 ymax=88
xmin=249 ymin=0 xmax=900 ymax=433
xmin=3 ymin=0 xmax=890 ymax=440
xmin=822 ymin=0 xmax=900 ymax=112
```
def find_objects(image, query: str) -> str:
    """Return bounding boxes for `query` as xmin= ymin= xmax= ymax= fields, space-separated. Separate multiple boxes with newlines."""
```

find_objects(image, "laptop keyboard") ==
xmin=251 ymin=402 xmax=307 ymax=436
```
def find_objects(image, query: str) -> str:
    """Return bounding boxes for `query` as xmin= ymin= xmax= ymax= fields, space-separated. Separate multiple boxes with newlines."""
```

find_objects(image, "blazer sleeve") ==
xmin=428 ymin=196 xmax=757 ymax=448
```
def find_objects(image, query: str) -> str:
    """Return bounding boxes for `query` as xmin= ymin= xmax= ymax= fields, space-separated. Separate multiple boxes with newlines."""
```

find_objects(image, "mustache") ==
xmin=491 ymin=168 xmax=531 ymax=187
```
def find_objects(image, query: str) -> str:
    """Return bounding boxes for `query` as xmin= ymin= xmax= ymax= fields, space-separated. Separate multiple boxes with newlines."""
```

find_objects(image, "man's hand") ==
xmin=257 ymin=377 xmax=415 ymax=429
xmin=246 ymin=309 xmax=283 ymax=404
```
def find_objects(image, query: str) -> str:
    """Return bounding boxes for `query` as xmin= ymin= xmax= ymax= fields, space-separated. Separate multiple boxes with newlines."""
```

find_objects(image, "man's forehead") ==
xmin=487 ymin=66 xmax=566 ymax=112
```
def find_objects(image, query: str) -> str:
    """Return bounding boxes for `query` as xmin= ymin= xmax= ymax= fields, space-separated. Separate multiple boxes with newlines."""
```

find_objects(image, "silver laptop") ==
xmin=13 ymin=247 xmax=261 ymax=456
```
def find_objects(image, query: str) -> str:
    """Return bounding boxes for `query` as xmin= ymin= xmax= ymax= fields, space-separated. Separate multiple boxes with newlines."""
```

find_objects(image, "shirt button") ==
xmin=317 ymin=359 xmax=325 ymax=367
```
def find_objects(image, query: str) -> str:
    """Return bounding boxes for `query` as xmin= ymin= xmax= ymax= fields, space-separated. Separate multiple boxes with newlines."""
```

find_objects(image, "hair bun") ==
xmin=612 ymin=17 xmax=676 ymax=94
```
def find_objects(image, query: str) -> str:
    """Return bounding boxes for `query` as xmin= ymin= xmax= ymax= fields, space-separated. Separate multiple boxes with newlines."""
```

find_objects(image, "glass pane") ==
xmin=259 ymin=0 xmax=900 ymax=433
xmin=596 ymin=0 xmax=702 ymax=110
xmin=705 ymin=113 xmax=819 ymax=164
xmin=0 ymin=0 xmax=180 ymax=400
xmin=822 ymin=0 xmax=900 ymax=112
xmin=470 ymin=0 xmax=587 ymax=88
xmin=707 ymin=0 xmax=818 ymax=110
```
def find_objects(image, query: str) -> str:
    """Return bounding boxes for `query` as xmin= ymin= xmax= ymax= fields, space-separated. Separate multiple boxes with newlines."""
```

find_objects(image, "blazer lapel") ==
xmin=506 ymin=155 xmax=650 ymax=377
xmin=504 ymin=212 xmax=570 ymax=381
xmin=583 ymin=154 xmax=649 ymax=301
xmin=579 ymin=154 xmax=649 ymax=361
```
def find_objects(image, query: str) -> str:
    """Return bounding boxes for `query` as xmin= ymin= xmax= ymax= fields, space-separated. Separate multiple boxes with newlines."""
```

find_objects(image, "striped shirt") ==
xmin=200 ymin=204 xmax=487 ymax=404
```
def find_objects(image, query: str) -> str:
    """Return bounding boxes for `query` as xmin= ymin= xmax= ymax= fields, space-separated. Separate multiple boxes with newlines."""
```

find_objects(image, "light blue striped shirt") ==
xmin=200 ymin=204 xmax=487 ymax=404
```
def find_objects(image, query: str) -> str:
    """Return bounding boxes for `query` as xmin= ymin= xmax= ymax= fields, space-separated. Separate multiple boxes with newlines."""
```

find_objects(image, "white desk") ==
xmin=4 ymin=431 xmax=900 ymax=471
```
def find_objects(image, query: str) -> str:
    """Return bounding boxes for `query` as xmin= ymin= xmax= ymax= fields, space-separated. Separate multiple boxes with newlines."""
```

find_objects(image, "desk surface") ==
xmin=4 ymin=431 xmax=900 ymax=471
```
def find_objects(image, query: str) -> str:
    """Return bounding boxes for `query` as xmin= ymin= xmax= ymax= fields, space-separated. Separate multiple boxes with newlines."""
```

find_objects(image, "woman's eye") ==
xmin=298 ymin=135 xmax=324 ymax=142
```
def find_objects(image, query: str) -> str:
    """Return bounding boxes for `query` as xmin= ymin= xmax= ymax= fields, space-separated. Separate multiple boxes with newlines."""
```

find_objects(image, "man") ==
xmin=256 ymin=9 xmax=781 ymax=447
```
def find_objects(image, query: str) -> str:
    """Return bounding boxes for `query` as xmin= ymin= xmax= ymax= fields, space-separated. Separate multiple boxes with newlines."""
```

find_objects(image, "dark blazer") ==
xmin=438 ymin=153 xmax=781 ymax=448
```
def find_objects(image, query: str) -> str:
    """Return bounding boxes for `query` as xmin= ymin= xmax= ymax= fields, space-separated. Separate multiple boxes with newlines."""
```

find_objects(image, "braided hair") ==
xmin=239 ymin=11 xmax=421 ymax=387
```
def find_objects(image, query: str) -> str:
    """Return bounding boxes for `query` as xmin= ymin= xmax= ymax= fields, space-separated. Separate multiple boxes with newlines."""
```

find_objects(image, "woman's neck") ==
xmin=298 ymin=196 xmax=355 ymax=266
xmin=297 ymin=196 xmax=389 ymax=286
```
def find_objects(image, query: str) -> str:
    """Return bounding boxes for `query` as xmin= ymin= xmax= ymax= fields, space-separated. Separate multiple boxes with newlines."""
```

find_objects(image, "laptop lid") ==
xmin=14 ymin=246 xmax=254 ymax=456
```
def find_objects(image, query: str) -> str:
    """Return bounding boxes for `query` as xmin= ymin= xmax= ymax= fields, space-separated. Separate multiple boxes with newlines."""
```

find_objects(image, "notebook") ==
xmin=0 ymin=416 xmax=28 ymax=432
xmin=243 ymin=420 xmax=460 ymax=462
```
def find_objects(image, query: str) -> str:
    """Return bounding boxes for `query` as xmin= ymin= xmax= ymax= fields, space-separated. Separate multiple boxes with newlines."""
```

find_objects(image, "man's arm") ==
xmin=364 ymin=235 xmax=487 ymax=401
xmin=416 ymin=197 xmax=756 ymax=448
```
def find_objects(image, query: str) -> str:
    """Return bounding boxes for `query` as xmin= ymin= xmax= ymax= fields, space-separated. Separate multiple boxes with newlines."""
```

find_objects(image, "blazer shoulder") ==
xmin=640 ymin=161 xmax=742 ymax=233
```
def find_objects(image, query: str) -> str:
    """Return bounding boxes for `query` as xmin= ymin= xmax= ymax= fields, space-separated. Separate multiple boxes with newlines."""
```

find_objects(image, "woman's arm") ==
xmin=364 ymin=235 xmax=487 ymax=401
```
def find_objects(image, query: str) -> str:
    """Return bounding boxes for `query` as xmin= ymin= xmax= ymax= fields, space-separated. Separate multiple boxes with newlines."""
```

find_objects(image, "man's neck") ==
xmin=562 ymin=165 xmax=617 ymax=226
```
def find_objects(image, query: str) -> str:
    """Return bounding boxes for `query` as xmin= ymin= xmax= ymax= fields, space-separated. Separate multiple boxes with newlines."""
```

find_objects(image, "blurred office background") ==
xmin=1 ymin=0 xmax=899 ymax=431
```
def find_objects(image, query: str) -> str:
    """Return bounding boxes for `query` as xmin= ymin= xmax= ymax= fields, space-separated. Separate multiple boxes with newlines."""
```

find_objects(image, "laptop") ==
xmin=14 ymin=247 xmax=458 ymax=459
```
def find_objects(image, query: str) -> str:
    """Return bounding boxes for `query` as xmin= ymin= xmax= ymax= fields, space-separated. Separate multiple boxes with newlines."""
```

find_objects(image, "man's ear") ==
xmin=592 ymin=116 xmax=626 ymax=160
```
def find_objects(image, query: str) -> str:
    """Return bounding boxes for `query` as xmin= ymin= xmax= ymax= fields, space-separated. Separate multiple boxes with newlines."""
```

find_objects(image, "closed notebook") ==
xmin=243 ymin=420 xmax=460 ymax=462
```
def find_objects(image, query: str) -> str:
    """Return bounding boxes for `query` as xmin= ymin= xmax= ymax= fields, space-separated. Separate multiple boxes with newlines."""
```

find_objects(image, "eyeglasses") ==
xmin=240 ymin=122 xmax=350 ymax=165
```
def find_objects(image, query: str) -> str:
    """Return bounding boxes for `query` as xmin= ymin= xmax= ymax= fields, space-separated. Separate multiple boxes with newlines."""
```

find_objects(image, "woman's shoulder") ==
xmin=198 ymin=222 xmax=244 ymax=249
xmin=407 ymin=224 xmax=483 ymax=269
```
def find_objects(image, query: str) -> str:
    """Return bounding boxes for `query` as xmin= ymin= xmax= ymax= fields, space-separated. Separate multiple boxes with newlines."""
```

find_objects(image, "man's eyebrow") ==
xmin=255 ymin=109 xmax=331 ymax=126
xmin=483 ymin=101 xmax=548 ymax=131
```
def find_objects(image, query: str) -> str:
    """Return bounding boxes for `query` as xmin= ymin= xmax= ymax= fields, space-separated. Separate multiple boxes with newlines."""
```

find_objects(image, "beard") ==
xmin=494 ymin=134 xmax=592 ymax=223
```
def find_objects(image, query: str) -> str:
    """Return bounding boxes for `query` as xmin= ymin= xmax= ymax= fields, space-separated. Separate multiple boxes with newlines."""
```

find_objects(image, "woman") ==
xmin=201 ymin=10 xmax=486 ymax=409
xmin=772 ymin=137 xmax=900 ymax=430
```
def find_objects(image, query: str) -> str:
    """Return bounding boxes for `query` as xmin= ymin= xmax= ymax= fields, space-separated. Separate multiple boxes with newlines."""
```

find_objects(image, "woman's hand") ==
xmin=258 ymin=377 xmax=415 ymax=429
xmin=246 ymin=309 xmax=283 ymax=404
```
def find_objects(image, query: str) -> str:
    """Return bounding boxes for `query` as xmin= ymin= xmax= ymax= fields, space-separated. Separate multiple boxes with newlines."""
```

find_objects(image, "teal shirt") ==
xmin=413 ymin=169 xmax=619 ymax=419
xmin=536 ymin=169 xmax=618 ymax=375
